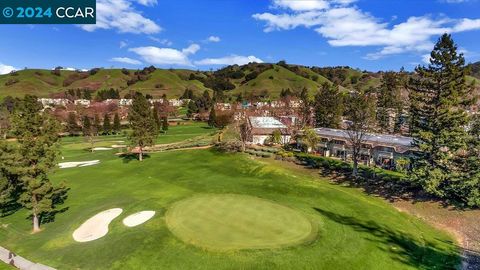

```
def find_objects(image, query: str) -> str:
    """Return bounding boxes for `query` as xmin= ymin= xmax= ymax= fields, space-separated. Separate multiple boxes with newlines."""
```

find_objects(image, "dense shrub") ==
xmin=295 ymin=153 xmax=413 ymax=191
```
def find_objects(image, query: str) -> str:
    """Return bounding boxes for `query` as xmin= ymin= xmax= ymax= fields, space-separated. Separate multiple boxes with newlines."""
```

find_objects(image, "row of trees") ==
xmin=66 ymin=112 xmax=121 ymax=135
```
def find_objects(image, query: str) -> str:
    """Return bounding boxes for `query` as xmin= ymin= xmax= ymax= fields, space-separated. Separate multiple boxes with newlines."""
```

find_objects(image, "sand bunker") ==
xmin=73 ymin=208 xmax=123 ymax=242
xmin=111 ymin=144 xmax=127 ymax=148
xmin=123 ymin=211 xmax=156 ymax=227
xmin=59 ymin=160 xmax=100 ymax=169
xmin=92 ymin=147 xmax=113 ymax=151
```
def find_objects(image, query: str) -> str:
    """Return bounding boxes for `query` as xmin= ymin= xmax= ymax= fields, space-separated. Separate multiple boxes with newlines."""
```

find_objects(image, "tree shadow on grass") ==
xmin=119 ymin=153 xmax=151 ymax=163
xmin=295 ymin=156 xmax=419 ymax=203
xmin=313 ymin=207 xmax=460 ymax=269
xmin=40 ymin=206 xmax=70 ymax=224
xmin=0 ymin=200 xmax=22 ymax=217
xmin=462 ymin=247 xmax=480 ymax=270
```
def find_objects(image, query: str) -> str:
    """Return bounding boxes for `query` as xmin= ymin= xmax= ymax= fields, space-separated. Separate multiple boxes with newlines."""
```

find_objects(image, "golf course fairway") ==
xmin=0 ymin=130 xmax=460 ymax=269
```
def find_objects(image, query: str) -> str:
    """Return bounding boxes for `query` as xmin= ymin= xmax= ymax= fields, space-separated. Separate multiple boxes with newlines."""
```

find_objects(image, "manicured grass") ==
xmin=0 ymin=138 xmax=460 ymax=269
xmin=166 ymin=194 xmax=316 ymax=251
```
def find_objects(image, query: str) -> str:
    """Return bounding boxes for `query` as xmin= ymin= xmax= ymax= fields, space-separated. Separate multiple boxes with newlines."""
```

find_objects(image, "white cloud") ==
xmin=194 ymin=55 xmax=263 ymax=66
xmin=148 ymin=36 xmax=173 ymax=46
xmin=80 ymin=0 xmax=161 ymax=34
xmin=207 ymin=36 xmax=221 ymax=42
xmin=110 ymin=57 xmax=142 ymax=65
xmin=253 ymin=0 xmax=480 ymax=60
xmin=129 ymin=44 xmax=200 ymax=66
xmin=0 ymin=63 xmax=16 ymax=75
xmin=273 ymin=0 xmax=329 ymax=11
xmin=120 ymin=41 xmax=128 ymax=48
xmin=182 ymin=44 xmax=201 ymax=55
xmin=453 ymin=18 xmax=480 ymax=31
xmin=136 ymin=0 xmax=157 ymax=6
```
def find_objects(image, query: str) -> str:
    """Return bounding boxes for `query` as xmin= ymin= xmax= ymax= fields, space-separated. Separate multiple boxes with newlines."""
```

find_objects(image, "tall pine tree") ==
xmin=11 ymin=95 xmax=68 ymax=232
xmin=314 ymin=83 xmax=344 ymax=128
xmin=128 ymin=93 xmax=157 ymax=161
xmin=103 ymin=114 xmax=111 ymax=135
xmin=408 ymin=34 xmax=474 ymax=201
xmin=113 ymin=113 xmax=121 ymax=134
xmin=376 ymin=71 xmax=402 ymax=133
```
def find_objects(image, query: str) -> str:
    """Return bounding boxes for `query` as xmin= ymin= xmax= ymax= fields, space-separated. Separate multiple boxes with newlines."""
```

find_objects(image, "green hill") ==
xmin=0 ymin=64 xmax=406 ymax=100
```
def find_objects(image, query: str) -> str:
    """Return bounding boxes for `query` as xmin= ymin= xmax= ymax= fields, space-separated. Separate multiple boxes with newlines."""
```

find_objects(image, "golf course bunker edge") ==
xmin=165 ymin=194 xmax=317 ymax=251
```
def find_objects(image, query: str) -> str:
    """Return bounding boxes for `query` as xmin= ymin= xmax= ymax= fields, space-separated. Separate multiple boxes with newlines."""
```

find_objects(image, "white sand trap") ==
xmin=92 ymin=147 xmax=113 ymax=151
xmin=122 ymin=211 xmax=156 ymax=227
xmin=73 ymin=208 xmax=123 ymax=242
xmin=111 ymin=144 xmax=127 ymax=148
xmin=59 ymin=160 xmax=100 ymax=169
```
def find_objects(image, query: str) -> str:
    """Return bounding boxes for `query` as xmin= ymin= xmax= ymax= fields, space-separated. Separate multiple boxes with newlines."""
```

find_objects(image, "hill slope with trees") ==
xmin=1 ymin=61 xmax=479 ymax=101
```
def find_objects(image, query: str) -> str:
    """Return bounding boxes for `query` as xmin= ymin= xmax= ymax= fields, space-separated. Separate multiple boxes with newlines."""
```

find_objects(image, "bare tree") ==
xmin=345 ymin=93 xmax=375 ymax=179
xmin=236 ymin=119 xmax=250 ymax=152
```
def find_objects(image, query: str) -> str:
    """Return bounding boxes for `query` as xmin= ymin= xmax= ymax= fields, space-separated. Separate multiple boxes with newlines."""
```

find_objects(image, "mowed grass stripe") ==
xmin=166 ymin=194 xmax=317 ymax=251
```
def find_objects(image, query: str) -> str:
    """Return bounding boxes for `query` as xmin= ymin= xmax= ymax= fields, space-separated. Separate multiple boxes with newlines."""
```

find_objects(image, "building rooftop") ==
xmin=249 ymin=117 xmax=287 ymax=129
xmin=314 ymin=128 xmax=414 ymax=150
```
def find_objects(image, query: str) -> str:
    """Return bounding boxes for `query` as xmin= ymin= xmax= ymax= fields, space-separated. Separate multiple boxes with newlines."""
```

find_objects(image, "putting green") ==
xmin=165 ymin=194 xmax=317 ymax=251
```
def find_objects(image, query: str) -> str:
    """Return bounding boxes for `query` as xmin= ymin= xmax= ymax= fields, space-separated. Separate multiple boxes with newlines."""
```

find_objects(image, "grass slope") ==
xmin=123 ymin=69 xmax=210 ymax=98
xmin=0 ymin=127 xmax=459 ymax=269
xmin=233 ymin=65 xmax=324 ymax=97
xmin=0 ymin=69 xmax=73 ymax=99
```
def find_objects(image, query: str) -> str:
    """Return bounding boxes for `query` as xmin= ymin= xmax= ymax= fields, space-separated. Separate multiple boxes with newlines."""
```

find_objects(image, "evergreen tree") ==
xmin=162 ymin=117 xmax=169 ymax=133
xmin=0 ymin=141 xmax=22 ymax=216
xmin=82 ymin=115 xmax=91 ymax=136
xmin=187 ymin=100 xmax=198 ymax=118
xmin=113 ymin=113 xmax=121 ymax=134
xmin=11 ymin=95 xmax=68 ymax=232
xmin=408 ymin=34 xmax=475 ymax=202
xmin=152 ymin=107 xmax=161 ymax=132
xmin=103 ymin=114 xmax=111 ymax=135
xmin=314 ymin=83 xmax=344 ymax=128
xmin=66 ymin=112 xmax=78 ymax=134
xmin=93 ymin=114 xmax=101 ymax=136
xmin=376 ymin=72 xmax=403 ymax=133
xmin=128 ymin=93 xmax=157 ymax=161
xmin=299 ymin=87 xmax=311 ymax=128
xmin=208 ymin=108 xmax=217 ymax=127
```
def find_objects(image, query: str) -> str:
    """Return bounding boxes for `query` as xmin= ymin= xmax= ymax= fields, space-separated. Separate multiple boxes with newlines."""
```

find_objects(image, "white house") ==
xmin=119 ymin=99 xmax=133 ymax=106
xmin=74 ymin=99 xmax=91 ymax=107
xmin=248 ymin=116 xmax=291 ymax=145
xmin=38 ymin=98 xmax=70 ymax=107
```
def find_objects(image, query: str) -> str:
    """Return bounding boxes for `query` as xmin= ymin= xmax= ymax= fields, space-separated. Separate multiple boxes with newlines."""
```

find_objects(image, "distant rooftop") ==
xmin=314 ymin=128 xmax=414 ymax=149
xmin=249 ymin=117 xmax=287 ymax=129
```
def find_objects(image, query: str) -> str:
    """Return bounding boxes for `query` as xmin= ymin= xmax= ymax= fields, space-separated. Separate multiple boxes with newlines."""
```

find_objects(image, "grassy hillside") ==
xmin=233 ymin=65 xmax=326 ymax=98
xmin=0 ymin=64 xmax=432 ymax=100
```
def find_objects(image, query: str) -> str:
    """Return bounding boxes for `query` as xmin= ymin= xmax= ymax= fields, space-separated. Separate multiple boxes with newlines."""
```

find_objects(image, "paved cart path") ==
xmin=0 ymin=246 xmax=55 ymax=270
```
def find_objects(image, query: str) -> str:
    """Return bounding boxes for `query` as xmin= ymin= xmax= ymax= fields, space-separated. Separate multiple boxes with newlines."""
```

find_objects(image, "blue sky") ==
xmin=0 ymin=0 xmax=479 ymax=74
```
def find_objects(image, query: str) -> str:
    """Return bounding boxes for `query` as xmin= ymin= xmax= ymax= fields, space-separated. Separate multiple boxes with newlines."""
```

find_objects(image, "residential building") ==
xmin=38 ymin=98 xmax=70 ymax=107
xmin=74 ymin=99 xmax=91 ymax=107
xmin=248 ymin=116 xmax=291 ymax=145
xmin=119 ymin=99 xmax=133 ymax=106
xmin=312 ymin=128 xmax=415 ymax=169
